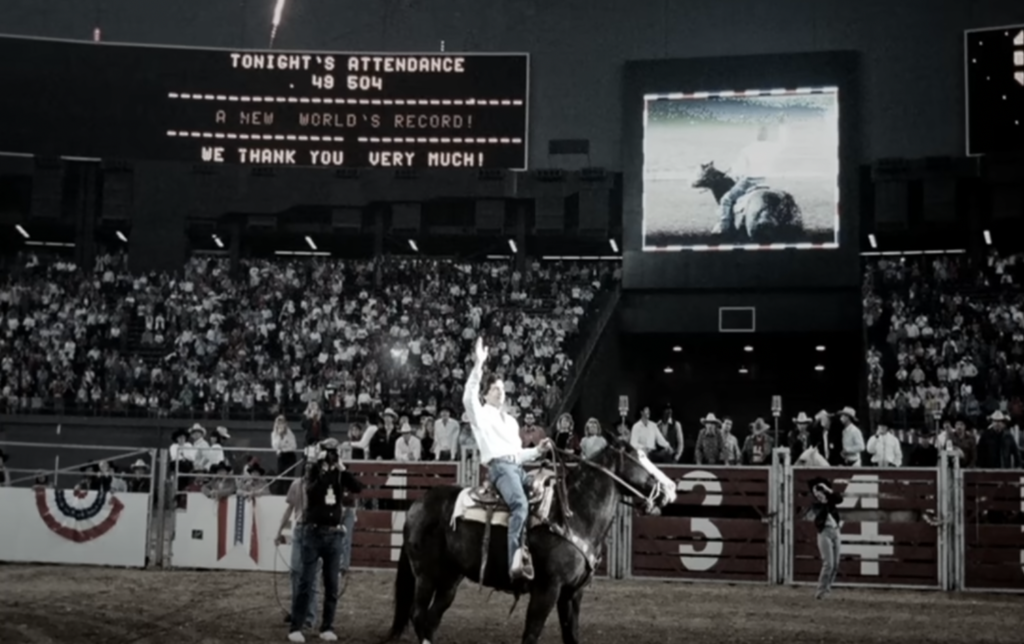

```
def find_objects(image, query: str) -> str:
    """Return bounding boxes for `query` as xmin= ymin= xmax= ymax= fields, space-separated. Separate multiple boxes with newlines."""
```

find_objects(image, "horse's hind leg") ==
xmin=424 ymin=572 xmax=463 ymax=640
xmin=410 ymin=575 xmax=436 ymax=644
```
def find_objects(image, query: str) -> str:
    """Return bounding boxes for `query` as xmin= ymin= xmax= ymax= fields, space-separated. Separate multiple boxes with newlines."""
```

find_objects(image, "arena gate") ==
xmin=629 ymin=466 xmax=773 ymax=583
xmin=786 ymin=467 xmax=945 ymax=590
xmin=957 ymin=469 xmax=1024 ymax=592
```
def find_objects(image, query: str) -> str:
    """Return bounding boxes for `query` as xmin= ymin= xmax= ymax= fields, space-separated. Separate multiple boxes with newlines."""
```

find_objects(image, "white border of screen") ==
xmin=640 ymin=86 xmax=841 ymax=252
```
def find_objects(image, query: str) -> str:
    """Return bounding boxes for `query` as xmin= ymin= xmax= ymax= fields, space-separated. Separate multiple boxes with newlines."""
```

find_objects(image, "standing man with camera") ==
xmin=287 ymin=438 xmax=362 ymax=643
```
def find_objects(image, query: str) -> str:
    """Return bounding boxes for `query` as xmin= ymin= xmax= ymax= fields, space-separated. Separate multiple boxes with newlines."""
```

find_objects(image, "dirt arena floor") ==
xmin=1 ymin=565 xmax=1023 ymax=643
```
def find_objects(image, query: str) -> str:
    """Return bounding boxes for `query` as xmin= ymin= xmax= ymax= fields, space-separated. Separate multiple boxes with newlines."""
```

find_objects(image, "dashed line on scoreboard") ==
xmin=165 ymin=131 xmax=345 ymax=142
xmin=168 ymin=92 xmax=525 ymax=107
xmin=357 ymin=136 xmax=523 ymax=144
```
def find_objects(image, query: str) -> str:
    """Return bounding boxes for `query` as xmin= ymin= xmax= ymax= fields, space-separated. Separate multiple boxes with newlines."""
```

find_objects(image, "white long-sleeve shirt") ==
xmin=842 ymin=424 xmax=865 ymax=465
xmin=433 ymin=417 xmax=460 ymax=457
xmin=462 ymin=363 xmax=541 ymax=465
xmin=394 ymin=435 xmax=422 ymax=462
xmin=271 ymin=429 xmax=297 ymax=454
xmin=630 ymin=419 xmax=669 ymax=454
xmin=182 ymin=438 xmax=209 ymax=467
xmin=867 ymin=432 xmax=902 ymax=467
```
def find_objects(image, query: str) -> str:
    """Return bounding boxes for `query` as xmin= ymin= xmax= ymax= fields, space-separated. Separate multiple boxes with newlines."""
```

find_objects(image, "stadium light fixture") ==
xmin=663 ymin=366 xmax=673 ymax=374
xmin=672 ymin=345 xmax=682 ymax=352
xmin=15 ymin=225 xmax=29 ymax=239
xmin=304 ymin=235 xmax=317 ymax=251
xmin=738 ymin=367 xmax=749 ymax=374
xmin=815 ymin=365 xmax=825 ymax=372
xmin=744 ymin=345 xmax=754 ymax=352
xmin=983 ymin=229 xmax=992 ymax=246
xmin=816 ymin=345 xmax=826 ymax=352
xmin=116 ymin=231 xmax=128 ymax=243
xmin=609 ymin=238 xmax=619 ymax=253
xmin=508 ymin=239 xmax=518 ymax=254
xmin=212 ymin=234 xmax=224 ymax=249
xmin=408 ymin=239 xmax=419 ymax=252
xmin=868 ymin=233 xmax=877 ymax=249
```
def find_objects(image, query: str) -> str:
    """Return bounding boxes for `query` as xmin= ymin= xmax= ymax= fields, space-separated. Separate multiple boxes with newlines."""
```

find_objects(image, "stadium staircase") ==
xmin=126 ymin=315 xmax=169 ymax=368
xmin=547 ymin=283 xmax=621 ymax=420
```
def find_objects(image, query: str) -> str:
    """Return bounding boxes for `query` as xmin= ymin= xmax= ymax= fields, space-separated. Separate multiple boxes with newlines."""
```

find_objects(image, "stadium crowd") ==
xmin=862 ymin=250 xmax=1024 ymax=469
xmin=0 ymin=252 xmax=619 ymax=422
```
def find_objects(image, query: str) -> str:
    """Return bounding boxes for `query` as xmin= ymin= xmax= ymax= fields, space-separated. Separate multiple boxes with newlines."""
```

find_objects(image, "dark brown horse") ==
xmin=386 ymin=440 xmax=677 ymax=644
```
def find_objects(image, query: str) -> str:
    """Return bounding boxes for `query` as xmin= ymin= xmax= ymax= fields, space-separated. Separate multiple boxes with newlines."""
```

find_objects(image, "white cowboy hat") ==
xmin=836 ymin=407 xmax=858 ymax=421
xmin=793 ymin=411 xmax=813 ymax=424
xmin=189 ymin=423 xmax=207 ymax=437
xmin=814 ymin=410 xmax=831 ymax=423
xmin=399 ymin=424 xmax=413 ymax=434
xmin=383 ymin=407 xmax=398 ymax=418
xmin=214 ymin=426 xmax=231 ymax=440
xmin=699 ymin=413 xmax=722 ymax=425
xmin=131 ymin=459 xmax=149 ymax=470
xmin=988 ymin=410 xmax=1010 ymax=426
xmin=750 ymin=418 xmax=771 ymax=435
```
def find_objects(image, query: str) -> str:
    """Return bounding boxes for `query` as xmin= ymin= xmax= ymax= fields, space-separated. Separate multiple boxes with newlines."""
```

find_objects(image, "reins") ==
xmin=547 ymin=445 xmax=659 ymax=511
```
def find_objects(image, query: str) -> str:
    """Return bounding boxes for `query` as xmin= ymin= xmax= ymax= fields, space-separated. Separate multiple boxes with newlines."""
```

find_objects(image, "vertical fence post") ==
xmin=937 ymin=452 xmax=949 ymax=591
xmin=770 ymin=447 xmax=791 ymax=585
xmin=154 ymin=447 xmax=170 ymax=568
xmin=146 ymin=448 xmax=160 ymax=568
xmin=783 ymin=451 xmax=794 ymax=585
xmin=952 ymin=456 xmax=964 ymax=591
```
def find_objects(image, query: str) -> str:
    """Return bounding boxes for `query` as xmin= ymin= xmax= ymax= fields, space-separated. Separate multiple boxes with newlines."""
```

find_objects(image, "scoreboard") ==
xmin=965 ymin=24 xmax=1024 ymax=156
xmin=0 ymin=35 xmax=529 ymax=170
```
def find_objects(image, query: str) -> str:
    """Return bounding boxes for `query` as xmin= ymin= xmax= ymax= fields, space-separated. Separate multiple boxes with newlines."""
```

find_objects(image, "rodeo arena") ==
xmin=4 ymin=3 xmax=1024 ymax=644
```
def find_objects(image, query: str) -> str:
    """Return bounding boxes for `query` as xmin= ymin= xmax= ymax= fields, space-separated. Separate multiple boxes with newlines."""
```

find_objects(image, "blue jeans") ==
xmin=816 ymin=525 xmax=841 ymax=596
xmin=487 ymin=457 xmax=529 ymax=573
xmin=290 ymin=526 xmax=318 ymax=627
xmin=719 ymin=176 xmax=761 ymax=232
xmin=290 ymin=525 xmax=345 ymax=633
xmin=340 ymin=507 xmax=356 ymax=572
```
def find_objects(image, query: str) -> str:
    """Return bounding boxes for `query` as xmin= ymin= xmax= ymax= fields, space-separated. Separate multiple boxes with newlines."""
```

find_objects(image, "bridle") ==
xmin=550 ymin=444 xmax=665 ymax=514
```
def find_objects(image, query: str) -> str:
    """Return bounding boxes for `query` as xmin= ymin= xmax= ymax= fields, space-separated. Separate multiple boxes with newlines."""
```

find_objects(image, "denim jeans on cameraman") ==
xmin=289 ymin=524 xmax=318 ymax=627
xmin=290 ymin=525 xmax=345 ymax=634
xmin=340 ymin=507 xmax=356 ymax=572
xmin=487 ymin=456 xmax=529 ymax=574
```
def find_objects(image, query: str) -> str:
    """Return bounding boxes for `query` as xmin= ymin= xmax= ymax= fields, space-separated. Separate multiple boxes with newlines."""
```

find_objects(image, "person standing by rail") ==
xmin=805 ymin=476 xmax=843 ymax=600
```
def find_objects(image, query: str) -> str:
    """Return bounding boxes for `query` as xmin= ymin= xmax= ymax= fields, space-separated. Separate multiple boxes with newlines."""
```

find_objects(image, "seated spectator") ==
xmin=394 ymin=424 xmax=422 ymax=462
xmin=580 ymin=418 xmax=607 ymax=460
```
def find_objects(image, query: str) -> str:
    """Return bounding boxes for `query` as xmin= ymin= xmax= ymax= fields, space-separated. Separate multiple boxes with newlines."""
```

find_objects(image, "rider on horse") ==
xmin=462 ymin=337 xmax=553 ymax=582
xmin=717 ymin=122 xmax=785 ymax=234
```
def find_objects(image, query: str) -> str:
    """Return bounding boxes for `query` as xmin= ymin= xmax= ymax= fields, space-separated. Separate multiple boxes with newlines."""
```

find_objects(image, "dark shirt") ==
xmin=303 ymin=466 xmax=363 ymax=527
xmin=807 ymin=490 xmax=843 ymax=533
xmin=302 ymin=416 xmax=330 ymax=447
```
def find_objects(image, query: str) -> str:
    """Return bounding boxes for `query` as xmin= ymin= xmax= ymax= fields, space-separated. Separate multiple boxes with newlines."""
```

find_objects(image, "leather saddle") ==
xmin=468 ymin=468 xmax=557 ymax=509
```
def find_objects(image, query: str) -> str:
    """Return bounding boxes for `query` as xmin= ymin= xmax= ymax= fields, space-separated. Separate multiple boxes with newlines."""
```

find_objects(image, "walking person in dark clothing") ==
xmin=805 ymin=476 xmax=843 ymax=600
xmin=287 ymin=438 xmax=363 ymax=643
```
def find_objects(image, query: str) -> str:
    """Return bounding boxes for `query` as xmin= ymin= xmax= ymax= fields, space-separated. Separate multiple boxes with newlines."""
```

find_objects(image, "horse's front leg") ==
xmin=556 ymin=587 xmax=583 ymax=644
xmin=521 ymin=584 xmax=559 ymax=644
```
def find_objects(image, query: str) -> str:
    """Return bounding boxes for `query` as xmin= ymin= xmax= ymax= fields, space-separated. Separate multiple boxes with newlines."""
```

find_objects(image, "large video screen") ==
xmin=642 ymin=88 xmax=840 ymax=251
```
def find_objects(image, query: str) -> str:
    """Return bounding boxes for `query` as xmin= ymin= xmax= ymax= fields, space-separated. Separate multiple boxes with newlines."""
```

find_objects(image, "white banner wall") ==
xmin=171 ymin=492 xmax=291 ymax=571
xmin=0 ymin=487 xmax=150 ymax=567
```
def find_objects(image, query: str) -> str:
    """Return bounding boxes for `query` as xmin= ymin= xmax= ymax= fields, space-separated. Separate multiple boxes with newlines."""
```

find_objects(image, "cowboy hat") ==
xmin=399 ymin=424 xmax=413 ymax=434
xmin=988 ymin=410 xmax=1010 ymax=426
xmin=245 ymin=460 xmax=265 ymax=476
xmin=793 ymin=412 xmax=813 ymax=424
xmin=214 ymin=426 xmax=231 ymax=441
xmin=383 ymin=408 xmax=398 ymax=418
xmin=212 ymin=461 xmax=232 ymax=474
xmin=814 ymin=410 xmax=831 ymax=423
xmin=699 ymin=413 xmax=722 ymax=425
xmin=131 ymin=459 xmax=149 ymax=470
xmin=189 ymin=423 xmax=207 ymax=437
xmin=171 ymin=429 xmax=190 ymax=442
xmin=807 ymin=475 xmax=832 ymax=491
xmin=835 ymin=407 xmax=858 ymax=421
xmin=750 ymin=418 xmax=770 ymax=435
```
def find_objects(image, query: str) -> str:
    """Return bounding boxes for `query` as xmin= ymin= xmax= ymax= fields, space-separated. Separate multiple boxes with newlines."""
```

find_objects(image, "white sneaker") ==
xmin=287 ymin=631 xmax=306 ymax=643
xmin=319 ymin=632 xmax=338 ymax=641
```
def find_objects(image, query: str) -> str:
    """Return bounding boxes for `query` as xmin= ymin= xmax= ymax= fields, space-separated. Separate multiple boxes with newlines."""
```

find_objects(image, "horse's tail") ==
xmin=387 ymin=545 xmax=415 ymax=641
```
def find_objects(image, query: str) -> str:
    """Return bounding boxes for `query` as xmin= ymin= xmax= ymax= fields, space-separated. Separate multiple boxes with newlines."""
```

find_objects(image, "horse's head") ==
xmin=691 ymin=161 xmax=726 ymax=189
xmin=596 ymin=433 xmax=677 ymax=513
xmin=795 ymin=446 xmax=829 ymax=468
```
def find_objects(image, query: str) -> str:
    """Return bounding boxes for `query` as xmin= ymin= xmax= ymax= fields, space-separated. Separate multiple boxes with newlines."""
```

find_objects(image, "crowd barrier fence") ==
xmin=1 ymin=443 xmax=1021 ymax=593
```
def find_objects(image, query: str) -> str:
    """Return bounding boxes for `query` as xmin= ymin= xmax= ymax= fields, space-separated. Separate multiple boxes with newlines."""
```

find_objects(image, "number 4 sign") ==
xmin=838 ymin=475 xmax=895 ymax=575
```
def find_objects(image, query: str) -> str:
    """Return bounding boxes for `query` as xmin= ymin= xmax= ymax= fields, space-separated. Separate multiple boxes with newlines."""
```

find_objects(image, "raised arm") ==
xmin=462 ymin=337 xmax=488 ymax=429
